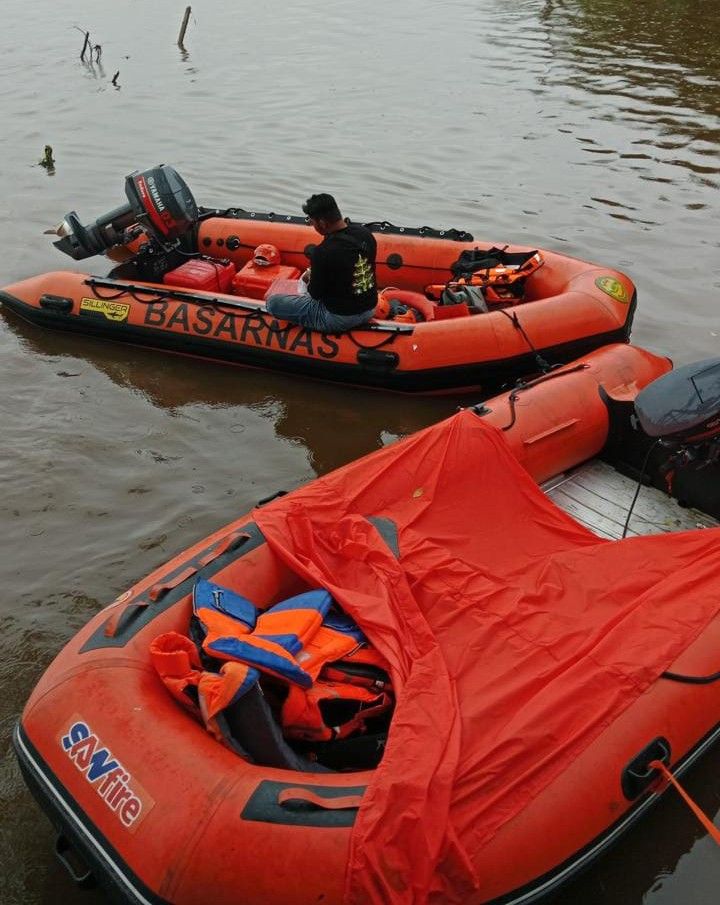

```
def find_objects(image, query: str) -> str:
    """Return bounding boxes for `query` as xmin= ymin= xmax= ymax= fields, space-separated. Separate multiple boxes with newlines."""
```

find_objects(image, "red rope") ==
xmin=650 ymin=759 xmax=720 ymax=845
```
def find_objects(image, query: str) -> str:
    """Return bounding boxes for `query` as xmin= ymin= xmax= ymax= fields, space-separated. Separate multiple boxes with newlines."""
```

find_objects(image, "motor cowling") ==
xmin=634 ymin=358 xmax=720 ymax=445
xmin=53 ymin=164 xmax=198 ymax=260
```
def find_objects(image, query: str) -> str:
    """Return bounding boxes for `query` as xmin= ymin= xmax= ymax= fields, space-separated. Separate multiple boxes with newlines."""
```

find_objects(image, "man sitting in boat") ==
xmin=266 ymin=193 xmax=377 ymax=332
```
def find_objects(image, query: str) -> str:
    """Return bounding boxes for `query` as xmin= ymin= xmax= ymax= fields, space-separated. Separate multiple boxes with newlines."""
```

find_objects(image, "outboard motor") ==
xmin=52 ymin=164 xmax=198 ymax=260
xmin=634 ymin=358 xmax=720 ymax=447
xmin=633 ymin=358 xmax=720 ymax=516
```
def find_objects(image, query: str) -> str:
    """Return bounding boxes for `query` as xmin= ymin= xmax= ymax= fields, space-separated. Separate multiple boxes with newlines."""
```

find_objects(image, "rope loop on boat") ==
xmin=90 ymin=279 xmax=299 ymax=328
xmin=495 ymin=363 xmax=590 ymax=431
xmin=91 ymin=282 xmax=181 ymax=306
xmin=496 ymin=307 xmax=552 ymax=375
xmin=208 ymin=300 xmax=282 ymax=327
xmin=85 ymin=279 xmax=408 ymax=341
xmin=90 ymin=284 xmax=132 ymax=301
xmin=662 ymin=668 xmax=720 ymax=684
xmin=198 ymin=207 xmax=474 ymax=242
xmin=344 ymin=330 xmax=398 ymax=351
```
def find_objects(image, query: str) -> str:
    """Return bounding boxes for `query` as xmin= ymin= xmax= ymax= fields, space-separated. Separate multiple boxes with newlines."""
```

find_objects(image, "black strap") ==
xmin=450 ymin=245 xmax=538 ymax=279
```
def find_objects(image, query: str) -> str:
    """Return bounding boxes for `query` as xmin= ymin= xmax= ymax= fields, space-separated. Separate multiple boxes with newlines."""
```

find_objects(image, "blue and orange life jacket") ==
xmin=150 ymin=579 xmax=393 ymax=753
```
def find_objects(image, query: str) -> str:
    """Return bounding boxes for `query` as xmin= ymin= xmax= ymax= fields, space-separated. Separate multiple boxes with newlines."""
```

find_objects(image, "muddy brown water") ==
xmin=1 ymin=1 xmax=719 ymax=902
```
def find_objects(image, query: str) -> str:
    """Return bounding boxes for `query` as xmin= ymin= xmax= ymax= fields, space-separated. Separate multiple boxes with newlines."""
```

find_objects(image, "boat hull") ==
xmin=19 ymin=344 xmax=720 ymax=905
xmin=0 ymin=219 xmax=636 ymax=394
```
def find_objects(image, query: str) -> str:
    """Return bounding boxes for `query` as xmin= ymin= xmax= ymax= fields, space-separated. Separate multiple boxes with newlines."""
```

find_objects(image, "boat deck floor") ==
xmin=543 ymin=459 xmax=719 ymax=540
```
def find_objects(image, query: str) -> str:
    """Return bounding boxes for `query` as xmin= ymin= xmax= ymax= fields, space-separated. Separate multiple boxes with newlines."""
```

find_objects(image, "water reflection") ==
xmin=566 ymin=0 xmax=720 ymax=85
xmin=539 ymin=0 xmax=720 ymax=186
xmin=0 ymin=309 xmax=454 ymax=476
xmin=82 ymin=58 xmax=107 ymax=81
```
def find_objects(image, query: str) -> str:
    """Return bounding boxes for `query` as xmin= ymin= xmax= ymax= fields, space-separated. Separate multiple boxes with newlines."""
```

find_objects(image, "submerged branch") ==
xmin=178 ymin=6 xmax=192 ymax=46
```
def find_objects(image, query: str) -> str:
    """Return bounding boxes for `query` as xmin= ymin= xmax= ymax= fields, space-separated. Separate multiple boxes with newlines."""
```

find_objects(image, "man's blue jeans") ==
xmin=266 ymin=292 xmax=374 ymax=332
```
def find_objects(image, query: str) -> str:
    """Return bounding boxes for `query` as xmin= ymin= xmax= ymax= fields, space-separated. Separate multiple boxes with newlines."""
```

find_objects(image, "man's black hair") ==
xmin=302 ymin=193 xmax=342 ymax=221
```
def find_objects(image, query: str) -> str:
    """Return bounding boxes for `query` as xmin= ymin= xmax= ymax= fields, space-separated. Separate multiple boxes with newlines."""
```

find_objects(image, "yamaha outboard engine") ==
xmin=53 ymin=164 xmax=198 ymax=260
xmin=634 ymin=358 xmax=720 ymax=446
xmin=632 ymin=358 xmax=720 ymax=517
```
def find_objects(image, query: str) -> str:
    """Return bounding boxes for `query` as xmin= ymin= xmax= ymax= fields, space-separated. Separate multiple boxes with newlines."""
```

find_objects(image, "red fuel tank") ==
xmin=232 ymin=261 xmax=301 ymax=300
xmin=163 ymin=258 xmax=237 ymax=294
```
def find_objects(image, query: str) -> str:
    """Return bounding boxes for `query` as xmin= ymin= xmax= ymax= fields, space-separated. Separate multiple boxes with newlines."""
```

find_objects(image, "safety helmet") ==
xmin=253 ymin=243 xmax=281 ymax=267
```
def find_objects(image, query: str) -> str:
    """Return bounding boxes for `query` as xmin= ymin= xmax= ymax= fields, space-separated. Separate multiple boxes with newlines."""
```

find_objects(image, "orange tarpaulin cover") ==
xmin=253 ymin=411 xmax=720 ymax=904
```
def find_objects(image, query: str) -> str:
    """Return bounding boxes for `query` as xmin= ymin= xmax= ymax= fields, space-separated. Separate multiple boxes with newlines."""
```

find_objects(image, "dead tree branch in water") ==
xmin=178 ymin=6 xmax=192 ymax=46
xmin=75 ymin=26 xmax=99 ymax=62
xmin=74 ymin=26 xmax=112 ymax=83
xmin=112 ymin=71 xmax=120 ymax=87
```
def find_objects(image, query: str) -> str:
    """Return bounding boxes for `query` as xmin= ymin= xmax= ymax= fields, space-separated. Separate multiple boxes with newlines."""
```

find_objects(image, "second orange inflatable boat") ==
xmin=14 ymin=343 xmax=720 ymax=904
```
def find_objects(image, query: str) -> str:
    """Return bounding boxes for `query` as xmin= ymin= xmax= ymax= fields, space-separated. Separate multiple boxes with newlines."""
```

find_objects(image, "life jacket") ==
xmin=151 ymin=579 xmax=394 ymax=756
xmin=426 ymin=247 xmax=544 ymax=305
xmin=283 ymin=644 xmax=392 ymax=742
xmin=149 ymin=631 xmax=258 ymax=750
xmin=194 ymin=579 xmax=333 ymax=688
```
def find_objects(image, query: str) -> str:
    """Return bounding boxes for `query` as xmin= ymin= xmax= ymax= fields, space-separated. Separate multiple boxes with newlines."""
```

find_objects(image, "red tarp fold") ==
xmin=254 ymin=411 xmax=720 ymax=904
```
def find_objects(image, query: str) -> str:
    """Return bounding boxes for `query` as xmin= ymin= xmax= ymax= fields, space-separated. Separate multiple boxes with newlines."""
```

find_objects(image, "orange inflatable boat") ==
xmin=14 ymin=344 xmax=720 ymax=904
xmin=0 ymin=165 xmax=636 ymax=393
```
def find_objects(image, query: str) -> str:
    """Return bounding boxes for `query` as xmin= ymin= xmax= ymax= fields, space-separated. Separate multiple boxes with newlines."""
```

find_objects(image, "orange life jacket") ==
xmin=149 ymin=631 xmax=257 ymax=749
xmin=283 ymin=644 xmax=393 ymax=742
xmin=426 ymin=248 xmax=544 ymax=305
xmin=151 ymin=579 xmax=393 ymax=753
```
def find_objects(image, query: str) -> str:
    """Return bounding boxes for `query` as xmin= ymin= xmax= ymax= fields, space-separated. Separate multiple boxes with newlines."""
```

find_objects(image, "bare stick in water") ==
xmin=80 ymin=31 xmax=90 ymax=60
xmin=178 ymin=6 xmax=192 ymax=46
xmin=112 ymin=71 xmax=120 ymax=87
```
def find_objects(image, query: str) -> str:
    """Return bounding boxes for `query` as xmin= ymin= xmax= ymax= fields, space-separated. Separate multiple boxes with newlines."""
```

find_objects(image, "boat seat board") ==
xmin=544 ymin=459 xmax=719 ymax=539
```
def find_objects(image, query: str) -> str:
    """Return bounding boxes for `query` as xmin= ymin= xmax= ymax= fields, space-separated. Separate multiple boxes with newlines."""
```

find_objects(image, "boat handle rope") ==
xmin=649 ymin=759 xmax=720 ymax=845
xmin=198 ymin=207 xmax=474 ymax=242
xmin=86 ymin=283 xmax=135 ymax=301
xmin=103 ymin=530 xmax=250 ymax=638
xmin=483 ymin=363 xmax=589 ymax=430
xmin=661 ymin=668 xmax=720 ymax=684
xmin=497 ymin=307 xmax=552 ymax=374
xmin=88 ymin=279 xmax=277 ymax=324
xmin=345 ymin=330 xmax=399 ymax=351
xmin=85 ymin=278 xmax=413 ymax=339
